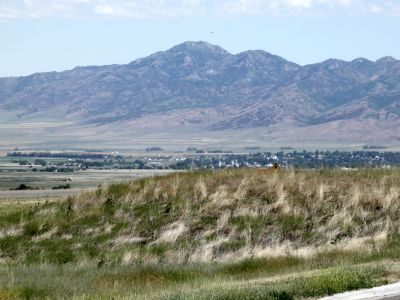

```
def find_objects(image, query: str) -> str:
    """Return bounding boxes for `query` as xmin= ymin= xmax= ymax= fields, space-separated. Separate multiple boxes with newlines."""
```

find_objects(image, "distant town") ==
xmin=6 ymin=149 xmax=400 ymax=172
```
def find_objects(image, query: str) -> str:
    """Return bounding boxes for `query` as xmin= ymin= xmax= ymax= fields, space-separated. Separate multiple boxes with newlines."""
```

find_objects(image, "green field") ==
xmin=0 ymin=258 xmax=396 ymax=299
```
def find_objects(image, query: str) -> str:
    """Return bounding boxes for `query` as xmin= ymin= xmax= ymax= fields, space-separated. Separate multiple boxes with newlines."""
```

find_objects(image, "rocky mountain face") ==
xmin=0 ymin=41 xmax=399 ymax=137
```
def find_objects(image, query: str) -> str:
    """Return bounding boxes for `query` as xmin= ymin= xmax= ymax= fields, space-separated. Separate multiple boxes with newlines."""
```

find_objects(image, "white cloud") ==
xmin=287 ymin=0 xmax=314 ymax=8
xmin=367 ymin=1 xmax=400 ymax=16
xmin=215 ymin=0 xmax=400 ymax=16
xmin=0 ymin=0 xmax=399 ymax=19
xmin=92 ymin=0 xmax=206 ymax=19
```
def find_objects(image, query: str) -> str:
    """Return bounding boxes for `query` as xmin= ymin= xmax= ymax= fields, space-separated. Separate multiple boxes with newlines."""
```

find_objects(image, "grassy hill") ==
xmin=1 ymin=168 xmax=400 ymax=299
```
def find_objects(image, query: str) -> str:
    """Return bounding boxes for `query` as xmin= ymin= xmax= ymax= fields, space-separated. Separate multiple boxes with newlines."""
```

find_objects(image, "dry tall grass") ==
xmin=1 ymin=168 xmax=400 ymax=265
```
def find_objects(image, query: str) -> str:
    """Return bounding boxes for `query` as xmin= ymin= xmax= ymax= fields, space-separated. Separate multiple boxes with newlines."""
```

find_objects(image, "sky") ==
xmin=0 ymin=0 xmax=399 ymax=77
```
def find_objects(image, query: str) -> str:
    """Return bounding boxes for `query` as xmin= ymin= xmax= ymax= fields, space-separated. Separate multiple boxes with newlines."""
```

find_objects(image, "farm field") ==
xmin=0 ymin=189 xmax=84 ymax=200
xmin=0 ymin=153 xmax=175 ymax=199
xmin=0 ymin=169 xmax=175 ymax=192
xmin=1 ymin=168 xmax=400 ymax=299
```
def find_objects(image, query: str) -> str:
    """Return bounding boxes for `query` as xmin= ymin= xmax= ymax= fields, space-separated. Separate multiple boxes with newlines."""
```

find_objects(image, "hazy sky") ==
xmin=1 ymin=0 xmax=399 ymax=77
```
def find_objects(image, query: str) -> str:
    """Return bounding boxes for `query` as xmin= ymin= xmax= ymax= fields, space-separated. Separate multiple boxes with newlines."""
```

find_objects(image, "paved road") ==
xmin=320 ymin=282 xmax=400 ymax=300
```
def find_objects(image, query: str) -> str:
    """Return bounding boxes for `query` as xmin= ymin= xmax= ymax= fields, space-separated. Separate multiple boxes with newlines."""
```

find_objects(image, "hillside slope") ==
xmin=2 ymin=168 xmax=400 ymax=265
xmin=3 ymin=168 xmax=400 ymax=299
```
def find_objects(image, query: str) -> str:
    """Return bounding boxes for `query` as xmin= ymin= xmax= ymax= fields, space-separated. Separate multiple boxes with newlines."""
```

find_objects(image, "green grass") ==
xmin=0 ymin=261 xmax=393 ymax=299
xmin=157 ymin=266 xmax=387 ymax=300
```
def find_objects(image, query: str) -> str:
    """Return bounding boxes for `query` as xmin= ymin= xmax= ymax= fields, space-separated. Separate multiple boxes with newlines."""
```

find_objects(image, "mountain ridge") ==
xmin=3 ymin=41 xmax=397 ymax=78
xmin=0 ymin=41 xmax=399 ymax=144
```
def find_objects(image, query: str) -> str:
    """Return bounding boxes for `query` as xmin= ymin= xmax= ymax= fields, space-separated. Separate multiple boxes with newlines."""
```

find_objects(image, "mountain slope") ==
xmin=0 ymin=41 xmax=399 ymax=144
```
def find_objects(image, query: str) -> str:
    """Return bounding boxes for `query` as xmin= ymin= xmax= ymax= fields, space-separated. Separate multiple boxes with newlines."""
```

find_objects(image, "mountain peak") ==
xmin=351 ymin=58 xmax=373 ymax=64
xmin=376 ymin=56 xmax=397 ymax=63
xmin=322 ymin=58 xmax=347 ymax=65
xmin=167 ymin=41 xmax=230 ymax=56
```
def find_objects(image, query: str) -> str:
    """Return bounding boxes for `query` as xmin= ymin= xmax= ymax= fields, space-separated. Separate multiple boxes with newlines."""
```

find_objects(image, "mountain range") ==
xmin=0 ymin=41 xmax=399 ymax=146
